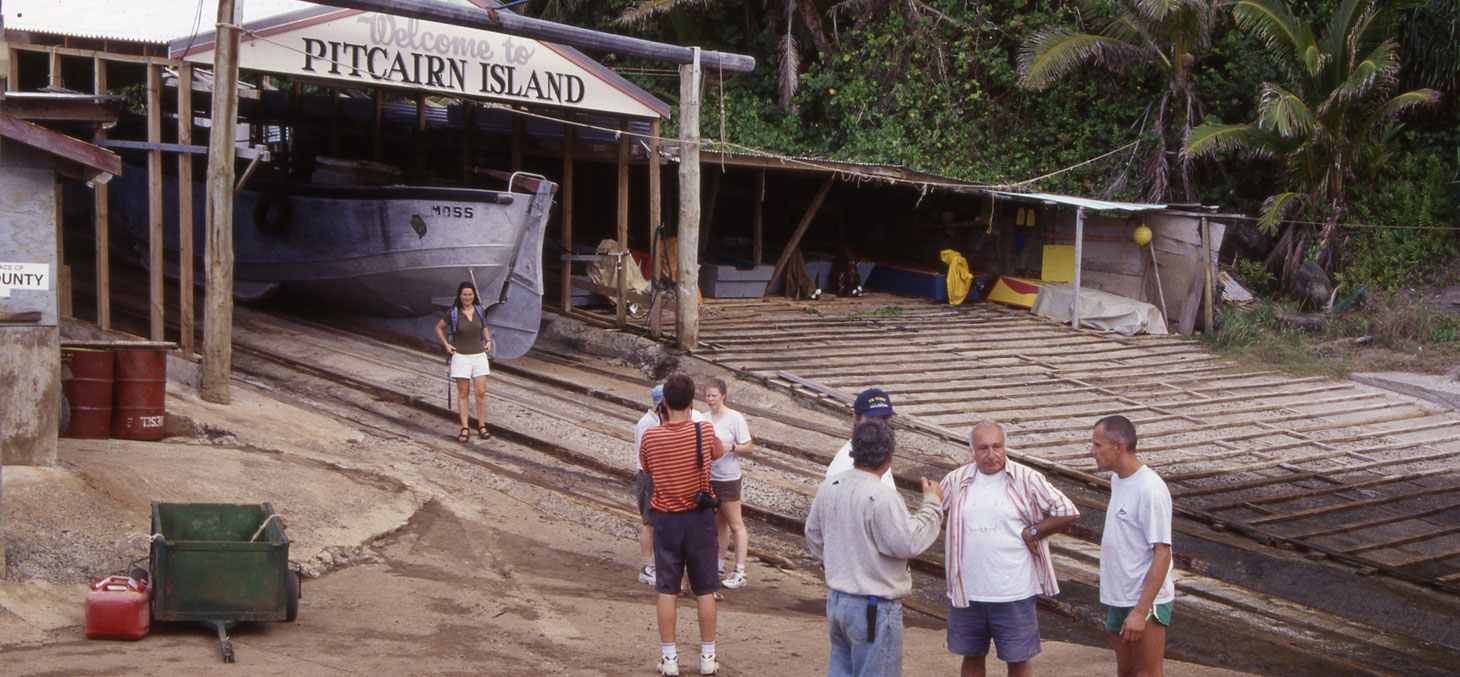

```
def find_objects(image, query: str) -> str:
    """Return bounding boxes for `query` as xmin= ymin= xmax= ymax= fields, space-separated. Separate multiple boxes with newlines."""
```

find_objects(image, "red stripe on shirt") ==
xmin=640 ymin=421 xmax=720 ymax=513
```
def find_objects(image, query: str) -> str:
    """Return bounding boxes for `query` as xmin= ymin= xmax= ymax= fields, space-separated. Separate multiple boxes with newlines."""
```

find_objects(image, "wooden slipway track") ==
xmin=689 ymin=295 xmax=1460 ymax=595
xmin=80 ymin=265 xmax=1459 ymax=675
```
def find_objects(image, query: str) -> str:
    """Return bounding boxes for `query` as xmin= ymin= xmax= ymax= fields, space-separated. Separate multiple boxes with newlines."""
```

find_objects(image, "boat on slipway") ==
xmin=107 ymin=163 xmax=556 ymax=360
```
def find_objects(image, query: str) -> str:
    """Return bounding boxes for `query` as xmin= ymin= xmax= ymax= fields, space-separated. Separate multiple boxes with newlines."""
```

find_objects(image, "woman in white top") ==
xmin=704 ymin=377 xmax=754 ymax=589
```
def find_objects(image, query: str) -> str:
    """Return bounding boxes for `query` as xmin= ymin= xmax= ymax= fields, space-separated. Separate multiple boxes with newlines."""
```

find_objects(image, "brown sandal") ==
xmin=457 ymin=427 xmax=470 ymax=443
xmin=478 ymin=426 xmax=491 ymax=440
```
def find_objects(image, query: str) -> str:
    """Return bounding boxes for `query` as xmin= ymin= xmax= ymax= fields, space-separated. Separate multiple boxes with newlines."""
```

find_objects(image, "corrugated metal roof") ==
xmin=1 ymin=0 xmax=483 ymax=44
xmin=987 ymin=189 xmax=1168 ymax=213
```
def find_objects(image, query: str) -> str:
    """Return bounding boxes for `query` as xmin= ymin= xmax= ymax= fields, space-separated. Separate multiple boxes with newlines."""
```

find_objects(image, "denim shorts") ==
xmin=947 ymin=596 xmax=1042 ymax=663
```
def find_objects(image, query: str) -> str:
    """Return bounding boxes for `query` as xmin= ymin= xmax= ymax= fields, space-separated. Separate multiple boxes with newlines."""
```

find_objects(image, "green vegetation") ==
xmin=802 ymin=305 xmax=905 ymax=319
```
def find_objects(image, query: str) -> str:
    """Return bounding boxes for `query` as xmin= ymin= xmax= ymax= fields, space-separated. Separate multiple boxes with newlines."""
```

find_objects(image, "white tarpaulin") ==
xmin=1031 ymin=284 xmax=1169 ymax=336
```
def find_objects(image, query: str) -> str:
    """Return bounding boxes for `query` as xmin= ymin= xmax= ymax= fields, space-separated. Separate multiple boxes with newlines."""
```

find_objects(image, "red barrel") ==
xmin=85 ymin=575 xmax=150 ymax=640
xmin=61 ymin=349 xmax=114 ymax=439
xmin=112 ymin=349 xmax=167 ymax=440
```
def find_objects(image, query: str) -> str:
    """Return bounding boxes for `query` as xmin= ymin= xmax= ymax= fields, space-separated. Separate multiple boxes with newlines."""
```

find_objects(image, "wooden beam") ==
xmin=177 ymin=64 xmax=195 ymax=354
xmin=93 ymin=56 xmax=110 ymax=330
xmin=202 ymin=0 xmax=241 ymax=404
xmin=751 ymin=169 xmax=764 ymax=264
xmin=762 ymin=176 xmax=833 ymax=296
xmin=676 ymin=56 xmax=702 ymax=350
xmin=559 ymin=115 xmax=575 ymax=314
xmin=48 ymin=48 xmax=63 ymax=89
xmin=1201 ymin=216 xmax=1215 ymax=333
xmin=616 ymin=118 xmax=630 ymax=328
xmin=1072 ymin=206 xmax=1085 ymax=328
xmin=147 ymin=62 xmax=164 ymax=341
xmin=5 ymin=46 xmax=17 ymax=91
xmin=9 ymin=42 xmax=181 ymax=67
xmin=55 ymin=180 xmax=70 ymax=317
xmin=0 ymin=113 xmax=122 ymax=175
xmin=306 ymin=0 xmax=754 ymax=74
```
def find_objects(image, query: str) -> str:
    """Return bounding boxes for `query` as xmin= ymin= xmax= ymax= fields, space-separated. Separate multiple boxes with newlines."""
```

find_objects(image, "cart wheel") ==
xmin=284 ymin=570 xmax=300 ymax=622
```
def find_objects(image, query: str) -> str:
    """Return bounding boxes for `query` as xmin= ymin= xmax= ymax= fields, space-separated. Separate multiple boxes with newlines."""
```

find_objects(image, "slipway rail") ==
xmin=690 ymin=296 xmax=1460 ymax=596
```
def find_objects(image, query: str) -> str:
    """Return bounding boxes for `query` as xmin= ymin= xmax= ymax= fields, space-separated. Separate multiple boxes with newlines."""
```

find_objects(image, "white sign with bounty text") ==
xmin=0 ymin=262 xmax=49 ymax=298
xmin=173 ymin=9 xmax=667 ymax=119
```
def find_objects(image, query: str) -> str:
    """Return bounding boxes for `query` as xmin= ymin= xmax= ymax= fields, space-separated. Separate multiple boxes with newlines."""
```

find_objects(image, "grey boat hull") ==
xmin=110 ymin=168 xmax=554 ymax=360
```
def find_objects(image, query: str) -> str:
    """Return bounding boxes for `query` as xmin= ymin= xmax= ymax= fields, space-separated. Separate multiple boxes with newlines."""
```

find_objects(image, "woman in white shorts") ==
xmin=704 ymin=377 xmax=754 ymax=588
xmin=434 ymin=282 xmax=492 ymax=442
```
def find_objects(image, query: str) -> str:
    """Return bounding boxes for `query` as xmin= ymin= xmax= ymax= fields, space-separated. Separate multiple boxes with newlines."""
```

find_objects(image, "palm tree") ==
xmin=1019 ymin=0 xmax=1222 ymax=203
xmin=1182 ymin=0 xmax=1440 ymax=279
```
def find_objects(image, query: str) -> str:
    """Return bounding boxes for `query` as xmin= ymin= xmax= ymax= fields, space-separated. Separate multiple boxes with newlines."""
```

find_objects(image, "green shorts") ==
xmin=1105 ymin=602 xmax=1173 ymax=633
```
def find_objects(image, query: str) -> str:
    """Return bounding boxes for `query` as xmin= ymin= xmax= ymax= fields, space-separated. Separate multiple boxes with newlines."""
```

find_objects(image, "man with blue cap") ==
xmin=634 ymin=383 xmax=709 ymax=585
xmin=825 ymin=388 xmax=897 ymax=490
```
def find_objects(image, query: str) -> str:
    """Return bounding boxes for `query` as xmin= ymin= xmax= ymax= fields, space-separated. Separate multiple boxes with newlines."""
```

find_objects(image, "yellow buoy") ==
xmin=1133 ymin=224 xmax=1153 ymax=246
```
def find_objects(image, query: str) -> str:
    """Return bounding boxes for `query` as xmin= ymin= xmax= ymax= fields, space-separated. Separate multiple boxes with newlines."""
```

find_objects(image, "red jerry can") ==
xmin=85 ymin=575 xmax=151 ymax=640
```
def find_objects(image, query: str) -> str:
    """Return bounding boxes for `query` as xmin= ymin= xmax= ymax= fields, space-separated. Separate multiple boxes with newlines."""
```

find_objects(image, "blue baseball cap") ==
xmin=651 ymin=385 xmax=664 ymax=402
xmin=853 ymin=388 xmax=894 ymax=417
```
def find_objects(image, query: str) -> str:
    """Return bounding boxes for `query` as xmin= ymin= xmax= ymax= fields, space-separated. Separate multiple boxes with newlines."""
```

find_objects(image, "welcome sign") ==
xmin=174 ymin=9 xmax=667 ymax=119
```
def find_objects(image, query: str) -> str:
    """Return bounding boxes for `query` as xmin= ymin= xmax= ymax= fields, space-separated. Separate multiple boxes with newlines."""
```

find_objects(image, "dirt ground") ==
xmin=1 ymin=357 xmax=1253 ymax=675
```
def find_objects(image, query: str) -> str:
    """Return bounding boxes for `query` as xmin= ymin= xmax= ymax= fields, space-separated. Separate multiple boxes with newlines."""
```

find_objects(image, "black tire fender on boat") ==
xmin=254 ymin=191 xmax=292 ymax=236
xmin=285 ymin=570 xmax=300 ymax=622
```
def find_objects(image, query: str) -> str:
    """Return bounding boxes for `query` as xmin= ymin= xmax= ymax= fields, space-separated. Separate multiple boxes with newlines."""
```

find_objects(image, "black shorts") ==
xmin=652 ymin=507 xmax=720 ymax=596
xmin=710 ymin=478 xmax=742 ymax=502
xmin=636 ymin=472 xmax=655 ymax=525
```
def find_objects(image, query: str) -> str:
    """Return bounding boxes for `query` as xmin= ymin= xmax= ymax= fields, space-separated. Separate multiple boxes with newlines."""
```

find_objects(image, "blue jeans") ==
xmin=827 ymin=589 xmax=903 ymax=677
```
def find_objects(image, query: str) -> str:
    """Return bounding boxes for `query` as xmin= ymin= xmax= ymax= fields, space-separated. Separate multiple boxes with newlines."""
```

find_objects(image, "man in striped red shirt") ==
xmin=940 ymin=421 xmax=1079 ymax=677
xmin=640 ymin=374 xmax=725 ymax=676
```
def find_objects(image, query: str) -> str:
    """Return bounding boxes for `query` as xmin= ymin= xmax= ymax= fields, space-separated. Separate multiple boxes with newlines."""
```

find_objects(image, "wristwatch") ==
xmin=1027 ymin=526 xmax=1039 ymax=539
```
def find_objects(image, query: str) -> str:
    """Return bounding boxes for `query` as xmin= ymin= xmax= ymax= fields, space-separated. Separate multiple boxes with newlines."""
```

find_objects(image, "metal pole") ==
xmin=1072 ymin=207 xmax=1085 ymax=331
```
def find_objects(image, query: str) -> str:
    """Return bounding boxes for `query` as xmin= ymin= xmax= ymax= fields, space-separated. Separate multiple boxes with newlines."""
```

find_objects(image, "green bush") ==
xmin=1339 ymin=151 xmax=1460 ymax=292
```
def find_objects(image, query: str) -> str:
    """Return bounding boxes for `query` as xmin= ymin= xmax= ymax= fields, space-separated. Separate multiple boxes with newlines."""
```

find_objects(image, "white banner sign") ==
xmin=0 ymin=262 xmax=49 ymax=298
xmin=178 ymin=10 xmax=667 ymax=119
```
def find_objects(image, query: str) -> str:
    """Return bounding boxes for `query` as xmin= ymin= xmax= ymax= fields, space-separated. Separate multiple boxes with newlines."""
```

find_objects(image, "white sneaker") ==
xmin=656 ymin=656 xmax=679 ymax=676
xmin=638 ymin=564 xmax=656 ymax=585
xmin=699 ymin=654 xmax=718 ymax=675
xmin=721 ymin=570 xmax=746 ymax=589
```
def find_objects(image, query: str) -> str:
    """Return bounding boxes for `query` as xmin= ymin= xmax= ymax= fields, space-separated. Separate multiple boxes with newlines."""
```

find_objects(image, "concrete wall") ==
xmin=1 ymin=143 xmax=62 ymax=467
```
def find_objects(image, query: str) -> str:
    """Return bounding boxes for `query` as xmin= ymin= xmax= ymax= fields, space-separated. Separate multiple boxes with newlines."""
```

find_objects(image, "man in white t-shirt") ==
xmin=825 ymin=388 xmax=897 ymax=491
xmin=1091 ymin=415 xmax=1174 ymax=676
xmin=633 ymin=384 xmax=709 ymax=586
xmin=940 ymin=421 xmax=1079 ymax=677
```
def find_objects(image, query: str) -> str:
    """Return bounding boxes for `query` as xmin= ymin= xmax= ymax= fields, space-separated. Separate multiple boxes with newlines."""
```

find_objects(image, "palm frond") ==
xmin=1018 ymin=28 xmax=1142 ymax=90
xmin=1328 ymin=40 xmax=1398 ymax=110
xmin=1182 ymin=123 xmax=1255 ymax=159
xmin=617 ymin=0 xmax=701 ymax=27
xmin=778 ymin=31 xmax=800 ymax=112
xmin=1256 ymin=84 xmax=1317 ymax=138
xmin=1232 ymin=0 xmax=1305 ymax=76
xmin=1356 ymin=88 xmax=1441 ymax=140
xmin=1258 ymin=192 xmax=1305 ymax=235
xmin=1131 ymin=0 xmax=1178 ymax=22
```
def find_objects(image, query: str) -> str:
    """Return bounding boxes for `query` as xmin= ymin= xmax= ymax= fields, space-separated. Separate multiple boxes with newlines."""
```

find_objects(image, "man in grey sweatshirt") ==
xmin=805 ymin=418 xmax=945 ymax=677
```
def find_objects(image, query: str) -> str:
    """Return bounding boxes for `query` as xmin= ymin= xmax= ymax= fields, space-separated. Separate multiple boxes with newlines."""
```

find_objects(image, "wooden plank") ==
xmin=1386 ymin=544 xmax=1460 ymax=569
xmin=559 ymin=115 xmax=574 ymax=313
xmin=1201 ymin=216 xmax=1215 ymax=333
xmin=177 ymin=63 xmax=195 ymax=354
xmin=1177 ymin=262 xmax=1203 ymax=335
xmin=47 ymin=47 xmax=63 ymax=90
xmin=1342 ymin=524 xmax=1460 ymax=555
xmin=0 ymin=113 xmax=122 ymax=175
xmin=763 ymin=176 xmax=834 ymax=296
xmin=1230 ymin=471 xmax=1459 ymax=521
xmin=9 ymin=43 xmax=182 ymax=67
xmin=1173 ymin=442 xmax=1460 ymax=499
xmin=147 ymin=62 xmax=164 ymax=341
xmin=55 ymin=181 xmax=70 ymax=317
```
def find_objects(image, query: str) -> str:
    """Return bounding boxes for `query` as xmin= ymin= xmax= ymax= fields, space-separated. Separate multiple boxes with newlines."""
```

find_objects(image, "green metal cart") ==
xmin=149 ymin=502 xmax=300 ymax=662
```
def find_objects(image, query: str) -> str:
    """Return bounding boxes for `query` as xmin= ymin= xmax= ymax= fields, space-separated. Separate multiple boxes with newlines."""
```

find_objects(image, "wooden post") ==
xmin=202 ymin=0 xmax=241 ymax=404
xmin=762 ymin=176 xmax=833 ymax=296
xmin=55 ymin=181 xmax=69 ymax=317
xmin=146 ymin=62 xmax=164 ymax=341
xmin=414 ymin=92 xmax=426 ymax=175
xmin=47 ymin=47 xmax=61 ymax=90
xmin=329 ymin=87 xmax=341 ymax=156
xmin=559 ymin=115 xmax=575 ymax=313
xmin=5 ymin=44 xmax=18 ymax=91
xmin=1072 ymin=206 xmax=1085 ymax=331
xmin=1201 ymin=216 xmax=1215 ymax=333
xmin=511 ymin=113 xmax=524 ymax=172
xmin=616 ymin=118 xmax=630 ymax=328
xmin=177 ymin=64 xmax=195 ymax=354
xmin=92 ymin=55 xmax=109 ymax=330
xmin=647 ymin=119 xmax=663 ymax=339
xmin=751 ymin=169 xmax=764 ymax=264
xmin=460 ymin=101 xmax=473 ymax=187
xmin=371 ymin=88 xmax=383 ymax=161
xmin=676 ymin=50 xmax=702 ymax=350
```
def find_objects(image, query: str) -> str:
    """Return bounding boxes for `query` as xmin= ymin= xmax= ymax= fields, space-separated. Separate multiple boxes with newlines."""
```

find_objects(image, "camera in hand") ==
xmin=695 ymin=491 xmax=720 ymax=510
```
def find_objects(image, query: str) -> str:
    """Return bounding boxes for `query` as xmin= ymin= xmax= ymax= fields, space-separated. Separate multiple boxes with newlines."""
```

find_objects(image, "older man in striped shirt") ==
xmin=939 ymin=421 xmax=1079 ymax=677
